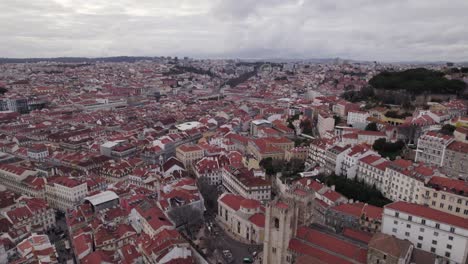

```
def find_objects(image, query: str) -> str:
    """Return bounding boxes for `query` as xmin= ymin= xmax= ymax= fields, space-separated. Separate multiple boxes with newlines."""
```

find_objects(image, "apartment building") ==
xmin=45 ymin=176 xmax=88 ymax=211
xmin=415 ymin=132 xmax=454 ymax=167
xmin=382 ymin=201 xmax=468 ymax=264
xmin=442 ymin=141 xmax=468 ymax=180
xmin=384 ymin=159 xmax=439 ymax=204
xmin=3 ymin=197 xmax=56 ymax=233
xmin=0 ymin=164 xmax=44 ymax=198
xmin=317 ymin=111 xmax=335 ymax=137
xmin=221 ymin=165 xmax=271 ymax=201
xmin=175 ymin=144 xmax=204 ymax=169
xmin=324 ymin=144 xmax=350 ymax=175
xmin=347 ymin=110 xmax=370 ymax=128
xmin=421 ymin=176 xmax=468 ymax=219
xmin=341 ymin=144 xmax=377 ymax=179
xmin=305 ymin=138 xmax=332 ymax=169
xmin=356 ymin=155 xmax=392 ymax=192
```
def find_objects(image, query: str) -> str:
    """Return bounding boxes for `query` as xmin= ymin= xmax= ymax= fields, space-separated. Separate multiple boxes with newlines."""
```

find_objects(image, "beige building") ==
xmin=285 ymin=147 xmax=308 ymax=162
xmin=421 ymin=176 xmax=468 ymax=218
xmin=247 ymin=137 xmax=294 ymax=161
xmin=217 ymin=193 xmax=265 ymax=244
xmin=175 ymin=144 xmax=204 ymax=169
xmin=45 ymin=176 xmax=88 ymax=211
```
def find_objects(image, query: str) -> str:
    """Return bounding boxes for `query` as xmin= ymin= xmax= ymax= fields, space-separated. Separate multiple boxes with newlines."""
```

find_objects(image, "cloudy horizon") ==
xmin=1 ymin=0 xmax=468 ymax=62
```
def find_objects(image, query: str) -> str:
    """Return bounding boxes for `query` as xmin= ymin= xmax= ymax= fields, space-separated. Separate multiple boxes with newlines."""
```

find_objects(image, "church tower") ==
xmin=262 ymin=199 xmax=298 ymax=264
xmin=262 ymin=185 xmax=316 ymax=264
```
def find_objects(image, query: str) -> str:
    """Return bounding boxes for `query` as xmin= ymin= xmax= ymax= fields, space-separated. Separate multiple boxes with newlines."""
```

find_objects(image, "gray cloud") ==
xmin=0 ymin=0 xmax=467 ymax=61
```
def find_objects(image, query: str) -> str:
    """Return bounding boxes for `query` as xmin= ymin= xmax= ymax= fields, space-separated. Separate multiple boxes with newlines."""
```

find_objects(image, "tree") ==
xmin=197 ymin=177 xmax=219 ymax=213
xmin=333 ymin=115 xmax=342 ymax=125
xmin=365 ymin=122 xmax=378 ymax=131
xmin=300 ymin=119 xmax=313 ymax=135
xmin=168 ymin=205 xmax=203 ymax=232
xmin=372 ymin=138 xmax=405 ymax=160
xmin=440 ymin=124 xmax=456 ymax=135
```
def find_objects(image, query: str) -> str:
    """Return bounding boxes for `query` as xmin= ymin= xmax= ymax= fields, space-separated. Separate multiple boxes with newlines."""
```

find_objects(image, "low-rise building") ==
xmin=325 ymin=202 xmax=383 ymax=233
xmin=217 ymin=193 xmax=265 ymax=244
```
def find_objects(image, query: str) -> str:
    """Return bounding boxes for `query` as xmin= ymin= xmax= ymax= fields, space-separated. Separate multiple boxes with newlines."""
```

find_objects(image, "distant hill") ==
xmin=369 ymin=68 xmax=466 ymax=95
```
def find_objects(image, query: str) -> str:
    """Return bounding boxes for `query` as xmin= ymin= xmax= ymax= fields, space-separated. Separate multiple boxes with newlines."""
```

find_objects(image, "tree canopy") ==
xmin=373 ymin=138 xmax=405 ymax=160
xmin=369 ymin=68 xmax=466 ymax=95
xmin=365 ymin=122 xmax=378 ymax=131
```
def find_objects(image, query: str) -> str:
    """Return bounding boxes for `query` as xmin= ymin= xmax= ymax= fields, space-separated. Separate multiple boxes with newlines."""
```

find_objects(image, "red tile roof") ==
xmin=219 ymin=193 xmax=244 ymax=211
xmin=295 ymin=227 xmax=367 ymax=263
xmin=427 ymin=176 xmax=468 ymax=195
xmin=386 ymin=202 xmax=468 ymax=229
xmin=343 ymin=228 xmax=373 ymax=244
xmin=249 ymin=213 xmax=265 ymax=227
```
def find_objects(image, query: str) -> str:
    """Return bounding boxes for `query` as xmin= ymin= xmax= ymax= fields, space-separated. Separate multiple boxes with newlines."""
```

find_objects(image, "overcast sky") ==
xmin=1 ymin=0 xmax=467 ymax=61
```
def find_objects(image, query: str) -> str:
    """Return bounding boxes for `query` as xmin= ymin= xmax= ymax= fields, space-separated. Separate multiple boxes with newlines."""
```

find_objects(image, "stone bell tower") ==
xmin=262 ymin=185 xmax=316 ymax=264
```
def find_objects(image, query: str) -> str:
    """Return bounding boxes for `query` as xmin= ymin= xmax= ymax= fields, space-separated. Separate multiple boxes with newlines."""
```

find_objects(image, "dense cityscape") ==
xmin=0 ymin=57 xmax=466 ymax=264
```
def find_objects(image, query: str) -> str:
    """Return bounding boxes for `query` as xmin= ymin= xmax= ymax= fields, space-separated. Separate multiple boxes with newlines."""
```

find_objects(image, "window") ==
xmin=435 ymin=223 xmax=440 ymax=229
xmin=456 ymin=207 xmax=460 ymax=213
xmin=406 ymin=224 xmax=411 ymax=228
xmin=421 ymin=219 xmax=426 ymax=225
xmin=420 ymin=227 xmax=425 ymax=232
xmin=405 ymin=232 xmax=410 ymax=237
xmin=383 ymin=254 xmax=387 ymax=260
xmin=447 ymin=244 xmax=452 ymax=250
xmin=440 ymin=203 xmax=444 ymax=209
xmin=448 ymin=205 xmax=453 ymax=211
xmin=432 ymin=240 xmax=437 ymax=245
xmin=272 ymin=248 xmax=276 ymax=253
xmin=417 ymin=243 xmax=422 ymax=248
xmin=408 ymin=216 xmax=412 ymax=221
xmin=392 ymin=228 xmax=397 ymax=233
xmin=445 ymin=252 xmax=451 ymax=258
xmin=450 ymin=227 xmax=455 ymax=233
xmin=395 ymin=212 xmax=399 ymax=217
xmin=434 ymin=232 xmax=439 ymax=236
xmin=442 ymin=194 xmax=446 ymax=200
xmin=394 ymin=220 xmax=398 ymax=225
xmin=430 ymin=247 xmax=436 ymax=253
xmin=449 ymin=236 xmax=453 ymax=241
xmin=418 ymin=236 xmax=423 ymax=240
xmin=274 ymin=218 xmax=280 ymax=229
